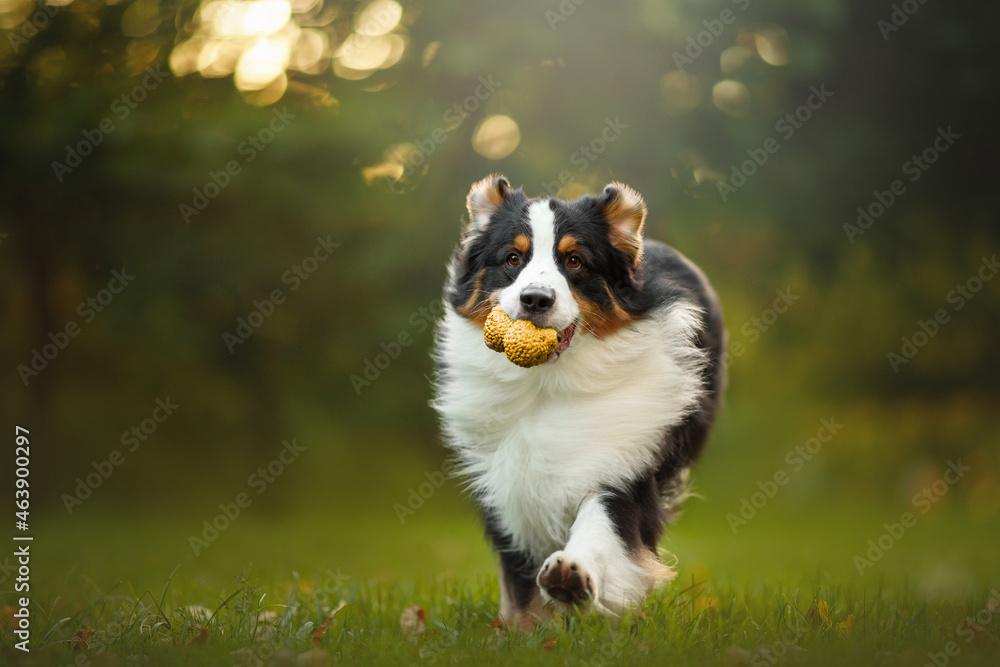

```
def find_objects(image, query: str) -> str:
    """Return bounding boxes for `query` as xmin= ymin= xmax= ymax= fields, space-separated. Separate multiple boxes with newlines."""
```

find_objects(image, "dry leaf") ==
xmin=837 ymin=614 xmax=855 ymax=640
xmin=73 ymin=628 xmax=96 ymax=650
xmin=697 ymin=596 xmax=720 ymax=618
xmin=808 ymin=600 xmax=832 ymax=628
xmin=542 ymin=637 xmax=557 ymax=651
xmin=186 ymin=626 xmax=209 ymax=645
xmin=312 ymin=600 xmax=348 ymax=644
xmin=400 ymin=605 xmax=426 ymax=637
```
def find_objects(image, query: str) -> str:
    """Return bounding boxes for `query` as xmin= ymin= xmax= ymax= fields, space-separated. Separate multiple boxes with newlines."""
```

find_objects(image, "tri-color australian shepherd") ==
xmin=432 ymin=174 xmax=726 ymax=629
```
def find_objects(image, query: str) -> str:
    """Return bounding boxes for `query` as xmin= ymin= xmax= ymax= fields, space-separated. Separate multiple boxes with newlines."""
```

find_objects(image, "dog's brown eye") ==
xmin=566 ymin=255 xmax=582 ymax=269
xmin=506 ymin=253 xmax=520 ymax=266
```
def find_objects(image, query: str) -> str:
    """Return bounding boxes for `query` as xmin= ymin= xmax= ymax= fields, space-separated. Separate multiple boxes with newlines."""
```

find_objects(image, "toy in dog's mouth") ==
xmin=483 ymin=305 xmax=576 ymax=368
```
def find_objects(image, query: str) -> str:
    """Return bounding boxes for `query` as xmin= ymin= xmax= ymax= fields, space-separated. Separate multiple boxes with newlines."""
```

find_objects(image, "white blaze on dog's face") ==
xmin=447 ymin=174 xmax=648 ymax=362
xmin=498 ymin=200 xmax=578 ymax=331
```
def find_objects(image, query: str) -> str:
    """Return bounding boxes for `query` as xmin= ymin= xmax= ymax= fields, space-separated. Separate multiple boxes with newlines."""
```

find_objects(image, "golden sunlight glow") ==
xmin=235 ymin=37 xmax=289 ymax=89
xmin=168 ymin=0 xmax=409 ymax=98
xmin=659 ymin=71 xmax=700 ymax=114
xmin=242 ymin=70 xmax=287 ymax=105
xmin=204 ymin=0 xmax=291 ymax=38
xmin=289 ymin=27 xmax=328 ymax=72
xmin=471 ymin=115 xmax=520 ymax=160
xmin=335 ymin=33 xmax=393 ymax=71
xmin=755 ymin=26 xmax=790 ymax=67
xmin=355 ymin=0 xmax=402 ymax=36
xmin=712 ymin=79 xmax=750 ymax=117
xmin=169 ymin=37 xmax=204 ymax=77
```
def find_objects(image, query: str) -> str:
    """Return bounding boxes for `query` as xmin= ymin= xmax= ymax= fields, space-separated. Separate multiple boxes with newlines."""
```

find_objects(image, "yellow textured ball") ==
xmin=483 ymin=304 xmax=511 ymax=353
xmin=483 ymin=305 xmax=559 ymax=368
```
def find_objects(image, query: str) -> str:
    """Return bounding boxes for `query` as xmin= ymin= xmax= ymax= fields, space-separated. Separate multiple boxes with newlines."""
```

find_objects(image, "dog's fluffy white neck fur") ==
xmin=432 ymin=301 xmax=705 ymax=560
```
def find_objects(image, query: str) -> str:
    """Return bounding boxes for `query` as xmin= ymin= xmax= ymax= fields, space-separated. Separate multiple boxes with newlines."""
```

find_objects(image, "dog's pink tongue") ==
xmin=556 ymin=322 xmax=576 ymax=354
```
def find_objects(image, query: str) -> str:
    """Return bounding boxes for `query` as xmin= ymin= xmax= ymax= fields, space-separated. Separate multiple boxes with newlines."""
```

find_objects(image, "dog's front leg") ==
xmin=536 ymin=491 xmax=674 ymax=614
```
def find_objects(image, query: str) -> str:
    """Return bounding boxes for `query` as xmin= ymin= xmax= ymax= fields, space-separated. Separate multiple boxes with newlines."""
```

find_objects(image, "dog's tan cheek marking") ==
xmin=571 ymin=283 xmax=633 ymax=338
xmin=456 ymin=269 xmax=486 ymax=319
xmin=513 ymin=234 xmax=531 ymax=255
xmin=457 ymin=279 xmax=501 ymax=329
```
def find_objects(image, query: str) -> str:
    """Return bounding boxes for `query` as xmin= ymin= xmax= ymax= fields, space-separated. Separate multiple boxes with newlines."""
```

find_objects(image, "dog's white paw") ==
xmin=537 ymin=551 xmax=597 ymax=606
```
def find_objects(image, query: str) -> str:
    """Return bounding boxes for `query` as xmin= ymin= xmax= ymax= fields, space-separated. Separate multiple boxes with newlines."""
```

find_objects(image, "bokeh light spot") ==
xmin=720 ymin=46 xmax=752 ymax=76
xmin=755 ymin=26 xmax=790 ymax=66
xmin=471 ymin=115 xmax=520 ymax=160
xmin=712 ymin=79 xmax=751 ymax=117
xmin=354 ymin=0 xmax=402 ymax=36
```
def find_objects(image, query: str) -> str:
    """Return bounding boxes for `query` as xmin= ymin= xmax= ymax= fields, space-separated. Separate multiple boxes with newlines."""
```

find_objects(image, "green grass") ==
xmin=4 ymin=501 xmax=999 ymax=666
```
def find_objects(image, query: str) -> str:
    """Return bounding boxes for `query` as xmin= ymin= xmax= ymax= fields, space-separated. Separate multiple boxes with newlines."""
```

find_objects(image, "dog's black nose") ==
xmin=520 ymin=287 xmax=555 ymax=313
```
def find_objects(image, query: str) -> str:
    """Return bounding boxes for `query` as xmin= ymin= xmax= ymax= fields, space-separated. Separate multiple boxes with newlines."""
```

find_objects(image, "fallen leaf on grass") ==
xmin=837 ymin=614 xmax=855 ymax=640
xmin=311 ymin=600 xmax=348 ymax=644
xmin=542 ymin=637 xmax=557 ymax=651
xmin=400 ymin=605 xmax=426 ymax=637
xmin=186 ymin=626 xmax=209 ymax=645
xmin=808 ymin=600 xmax=832 ymax=628
xmin=696 ymin=596 xmax=720 ymax=618
xmin=73 ymin=628 xmax=96 ymax=650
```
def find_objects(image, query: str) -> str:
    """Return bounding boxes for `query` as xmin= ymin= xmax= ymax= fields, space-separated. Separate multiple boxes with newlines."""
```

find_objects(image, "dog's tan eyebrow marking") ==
xmin=512 ymin=234 xmax=530 ymax=254
xmin=558 ymin=235 xmax=582 ymax=255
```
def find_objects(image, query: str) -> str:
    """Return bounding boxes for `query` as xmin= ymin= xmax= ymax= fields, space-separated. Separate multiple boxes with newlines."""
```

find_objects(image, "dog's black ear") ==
xmin=599 ymin=182 xmax=646 ymax=267
xmin=465 ymin=174 xmax=511 ymax=234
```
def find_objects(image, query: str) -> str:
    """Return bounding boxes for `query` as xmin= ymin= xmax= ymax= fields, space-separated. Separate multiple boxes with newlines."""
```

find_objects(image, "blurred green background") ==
xmin=1 ymin=0 xmax=998 ymax=606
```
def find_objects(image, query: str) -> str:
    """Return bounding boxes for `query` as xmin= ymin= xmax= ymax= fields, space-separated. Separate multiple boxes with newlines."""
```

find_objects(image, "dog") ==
xmin=432 ymin=174 xmax=726 ymax=629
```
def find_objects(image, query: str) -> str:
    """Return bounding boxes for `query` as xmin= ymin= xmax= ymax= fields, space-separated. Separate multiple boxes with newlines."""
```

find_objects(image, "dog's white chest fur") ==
xmin=433 ymin=303 xmax=704 ymax=560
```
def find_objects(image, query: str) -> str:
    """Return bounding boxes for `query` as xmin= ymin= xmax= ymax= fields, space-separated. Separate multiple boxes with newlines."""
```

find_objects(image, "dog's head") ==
xmin=446 ymin=174 xmax=647 ymax=361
